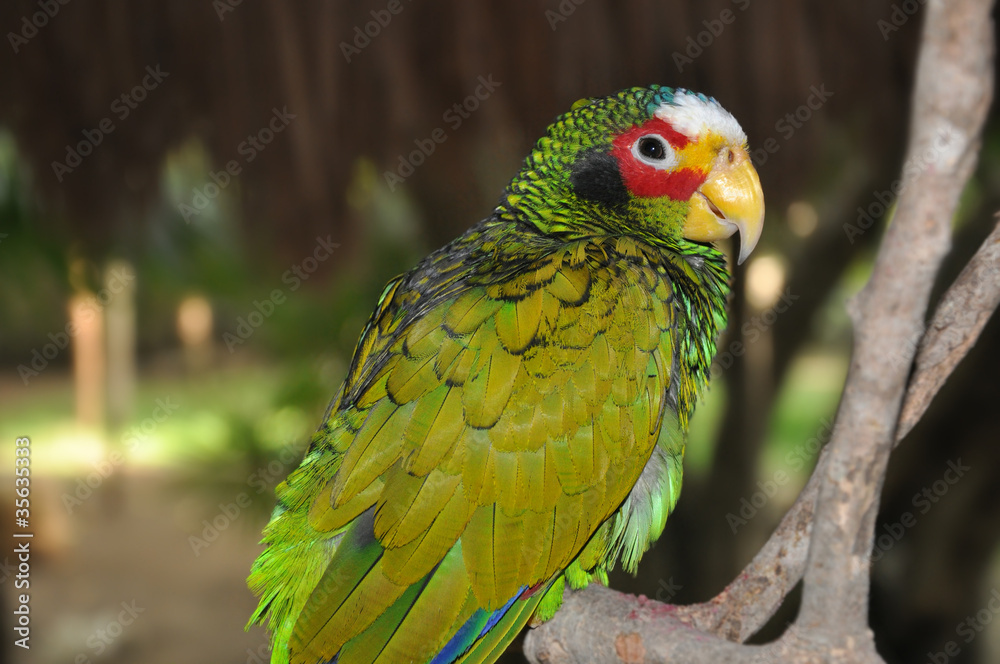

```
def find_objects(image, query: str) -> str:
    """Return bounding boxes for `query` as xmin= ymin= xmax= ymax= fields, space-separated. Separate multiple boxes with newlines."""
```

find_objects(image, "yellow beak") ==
xmin=683 ymin=147 xmax=765 ymax=265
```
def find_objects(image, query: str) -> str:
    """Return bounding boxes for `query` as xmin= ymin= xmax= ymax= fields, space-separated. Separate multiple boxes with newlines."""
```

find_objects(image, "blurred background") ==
xmin=1 ymin=1 xmax=999 ymax=663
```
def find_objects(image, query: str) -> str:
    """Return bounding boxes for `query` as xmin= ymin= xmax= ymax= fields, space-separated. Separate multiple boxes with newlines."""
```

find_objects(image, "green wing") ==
xmin=249 ymin=238 xmax=680 ymax=664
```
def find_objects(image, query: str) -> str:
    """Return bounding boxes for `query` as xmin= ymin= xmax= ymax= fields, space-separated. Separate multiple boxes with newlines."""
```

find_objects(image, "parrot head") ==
xmin=501 ymin=86 xmax=764 ymax=263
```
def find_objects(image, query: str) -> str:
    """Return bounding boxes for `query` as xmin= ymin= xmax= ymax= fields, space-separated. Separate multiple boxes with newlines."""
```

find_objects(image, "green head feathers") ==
xmin=499 ymin=85 xmax=763 ymax=263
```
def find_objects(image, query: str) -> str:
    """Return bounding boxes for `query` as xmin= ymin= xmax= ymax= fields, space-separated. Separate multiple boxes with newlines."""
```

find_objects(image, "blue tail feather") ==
xmin=428 ymin=586 xmax=527 ymax=664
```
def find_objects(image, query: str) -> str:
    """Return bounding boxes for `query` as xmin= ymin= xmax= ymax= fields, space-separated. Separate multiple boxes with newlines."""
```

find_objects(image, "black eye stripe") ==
xmin=570 ymin=149 xmax=628 ymax=209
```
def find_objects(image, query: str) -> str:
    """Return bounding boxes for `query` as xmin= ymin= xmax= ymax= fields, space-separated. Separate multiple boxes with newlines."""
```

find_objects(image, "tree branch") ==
xmin=897 ymin=216 xmax=1000 ymax=440
xmin=524 ymin=0 xmax=996 ymax=661
xmin=668 ymin=215 xmax=1000 ymax=646
xmin=795 ymin=0 xmax=993 ymax=640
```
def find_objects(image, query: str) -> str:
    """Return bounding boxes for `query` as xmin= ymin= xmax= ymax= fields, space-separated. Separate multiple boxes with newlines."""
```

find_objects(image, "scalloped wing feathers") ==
xmin=248 ymin=233 xmax=705 ymax=664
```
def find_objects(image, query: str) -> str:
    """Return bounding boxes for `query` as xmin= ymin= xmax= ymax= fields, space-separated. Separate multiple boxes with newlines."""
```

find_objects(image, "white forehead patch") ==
xmin=653 ymin=92 xmax=747 ymax=146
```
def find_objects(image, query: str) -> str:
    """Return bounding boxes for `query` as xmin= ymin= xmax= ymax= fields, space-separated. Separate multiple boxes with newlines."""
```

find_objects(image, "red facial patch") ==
xmin=611 ymin=117 xmax=707 ymax=200
xmin=617 ymin=116 xmax=691 ymax=150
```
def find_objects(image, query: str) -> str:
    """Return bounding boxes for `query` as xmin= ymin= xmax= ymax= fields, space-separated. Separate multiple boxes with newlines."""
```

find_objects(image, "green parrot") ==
xmin=248 ymin=85 xmax=764 ymax=664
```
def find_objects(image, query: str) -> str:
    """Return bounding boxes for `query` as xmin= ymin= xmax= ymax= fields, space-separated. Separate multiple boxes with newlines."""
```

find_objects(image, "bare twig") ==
xmin=897 ymin=217 xmax=1000 ymax=439
xmin=524 ymin=0 xmax=996 ymax=661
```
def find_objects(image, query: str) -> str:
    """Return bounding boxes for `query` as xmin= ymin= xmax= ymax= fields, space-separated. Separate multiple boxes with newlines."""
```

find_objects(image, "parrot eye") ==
xmin=632 ymin=134 xmax=677 ymax=170
xmin=638 ymin=137 xmax=666 ymax=159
